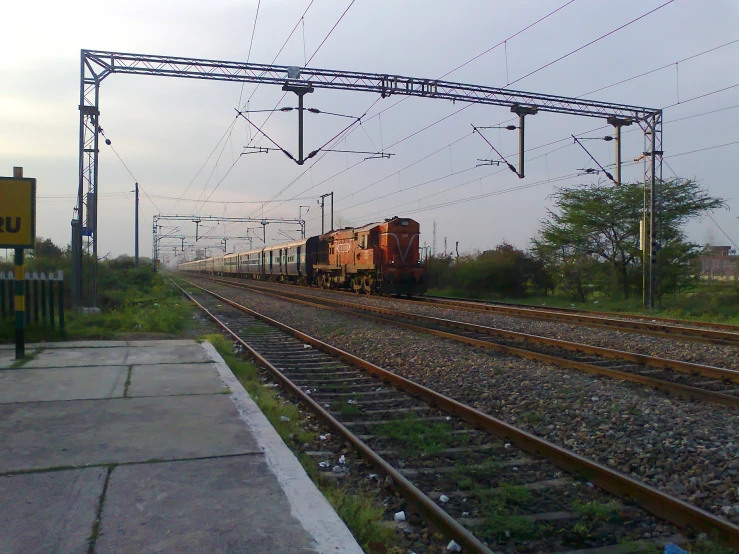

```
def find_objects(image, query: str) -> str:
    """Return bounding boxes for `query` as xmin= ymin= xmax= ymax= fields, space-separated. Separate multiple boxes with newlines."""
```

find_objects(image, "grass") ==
xmin=572 ymin=499 xmax=620 ymax=521
xmin=9 ymin=348 xmax=40 ymax=368
xmin=334 ymin=400 xmax=361 ymax=417
xmin=478 ymin=485 xmax=536 ymax=541
xmin=376 ymin=416 xmax=461 ymax=455
xmin=428 ymin=283 xmax=739 ymax=325
xmin=1 ymin=268 xmax=195 ymax=343
xmin=204 ymin=334 xmax=402 ymax=553
xmin=521 ymin=412 xmax=542 ymax=425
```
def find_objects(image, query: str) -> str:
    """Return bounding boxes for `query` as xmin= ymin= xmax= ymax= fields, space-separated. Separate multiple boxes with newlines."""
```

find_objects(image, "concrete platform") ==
xmin=0 ymin=340 xmax=362 ymax=554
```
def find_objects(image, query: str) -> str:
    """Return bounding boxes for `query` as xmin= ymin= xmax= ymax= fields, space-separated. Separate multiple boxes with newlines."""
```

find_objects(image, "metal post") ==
xmin=11 ymin=166 xmax=25 ymax=358
xmin=511 ymin=105 xmax=537 ymax=179
xmin=282 ymin=83 xmax=314 ymax=165
xmin=134 ymin=182 xmax=139 ymax=267
xmin=298 ymin=92 xmax=304 ymax=164
xmin=518 ymin=113 xmax=525 ymax=178
xmin=49 ymin=277 xmax=55 ymax=330
xmin=330 ymin=192 xmax=334 ymax=231
xmin=40 ymin=277 xmax=47 ymax=325
xmin=607 ymin=117 xmax=632 ymax=187
xmin=649 ymin=118 xmax=657 ymax=310
xmin=616 ymin=125 xmax=622 ymax=187
xmin=14 ymin=248 xmax=24 ymax=359
xmin=152 ymin=217 xmax=158 ymax=271
xmin=321 ymin=197 xmax=325 ymax=234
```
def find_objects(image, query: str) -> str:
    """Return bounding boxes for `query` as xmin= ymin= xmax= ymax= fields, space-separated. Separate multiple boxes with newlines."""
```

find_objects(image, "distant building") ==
xmin=699 ymin=245 xmax=739 ymax=281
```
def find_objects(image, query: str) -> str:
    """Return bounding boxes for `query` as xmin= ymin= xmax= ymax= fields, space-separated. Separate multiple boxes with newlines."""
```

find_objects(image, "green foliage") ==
xmin=531 ymin=179 xmax=726 ymax=300
xmin=428 ymin=243 xmax=553 ymax=299
xmin=323 ymin=488 xmax=399 ymax=551
xmin=376 ymin=417 xmax=459 ymax=455
xmin=207 ymin=336 xmax=399 ymax=553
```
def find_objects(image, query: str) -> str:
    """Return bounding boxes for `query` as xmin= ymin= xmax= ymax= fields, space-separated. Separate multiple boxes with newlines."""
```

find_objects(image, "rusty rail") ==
xmin=173 ymin=279 xmax=494 ymax=553
xmin=177 ymin=276 xmax=739 ymax=548
xmin=198 ymin=276 xmax=739 ymax=409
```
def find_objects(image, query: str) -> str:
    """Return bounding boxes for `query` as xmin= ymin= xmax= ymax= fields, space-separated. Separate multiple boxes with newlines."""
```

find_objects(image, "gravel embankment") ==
xmin=256 ymin=283 xmax=739 ymax=370
xmin=197 ymin=279 xmax=739 ymax=525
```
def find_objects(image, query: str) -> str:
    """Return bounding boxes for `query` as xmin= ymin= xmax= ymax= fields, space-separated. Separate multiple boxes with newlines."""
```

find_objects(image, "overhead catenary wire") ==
xmin=255 ymin=1 xmax=577 ymax=215
xmin=578 ymin=37 xmax=739 ymax=98
xmin=282 ymin=0 xmax=680 ymax=219
xmin=322 ymin=73 xmax=739 ymax=222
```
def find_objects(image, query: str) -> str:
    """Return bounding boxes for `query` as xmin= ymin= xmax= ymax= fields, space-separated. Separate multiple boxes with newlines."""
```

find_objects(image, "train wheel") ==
xmin=352 ymin=278 xmax=362 ymax=293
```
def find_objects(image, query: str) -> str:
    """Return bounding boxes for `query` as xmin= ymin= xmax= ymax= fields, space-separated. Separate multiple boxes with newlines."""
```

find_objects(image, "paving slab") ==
xmin=0 ymin=341 xmax=128 ymax=350
xmin=0 ymin=350 xmax=15 ymax=368
xmin=124 ymin=342 xmax=210 ymax=365
xmin=0 ymin=365 xmax=128 ymax=404
xmin=126 ymin=339 xmax=198 ymax=348
xmin=0 ymin=467 xmax=106 ymax=554
xmin=24 ymin=346 xmax=130 ymax=368
xmin=0 ymin=395 xmax=261 ymax=472
xmin=127 ymin=363 xmax=226 ymax=397
xmin=96 ymin=456 xmax=318 ymax=554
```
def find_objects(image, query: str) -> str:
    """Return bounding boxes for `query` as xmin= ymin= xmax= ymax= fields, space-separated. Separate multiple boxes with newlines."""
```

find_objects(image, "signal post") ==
xmin=0 ymin=167 xmax=37 ymax=359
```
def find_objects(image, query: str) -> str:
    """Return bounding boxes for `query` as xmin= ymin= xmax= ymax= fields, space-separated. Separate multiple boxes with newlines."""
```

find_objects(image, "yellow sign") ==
xmin=0 ymin=177 xmax=36 ymax=248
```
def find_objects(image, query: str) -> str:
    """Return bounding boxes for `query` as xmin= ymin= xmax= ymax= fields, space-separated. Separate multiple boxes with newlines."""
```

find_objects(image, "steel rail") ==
xmin=416 ymin=296 xmax=739 ymax=346
xmin=430 ymin=295 xmax=739 ymax=333
xmin=175 ymin=277 xmax=739 ymax=548
xmin=172 ymin=280 xmax=493 ymax=553
xmin=198 ymin=276 xmax=739 ymax=409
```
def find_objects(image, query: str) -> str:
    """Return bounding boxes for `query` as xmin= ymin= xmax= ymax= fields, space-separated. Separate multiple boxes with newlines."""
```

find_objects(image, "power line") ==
xmin=579 ymin=37 xmax=739 ymax=97
xmin=237 ymin=0 xmax=262 ymax=108
xmin=171 ymin=1 xmax=317 ymax=213
xmin=510 ymin=0 xmax=676 ymax=87
xmin=662 ymin=82 xmax=739 ymax=110
xmin=306 ymin=0 xmax=356 ymax=65
xmin=256 ymin=1 xmax=577 ymax=214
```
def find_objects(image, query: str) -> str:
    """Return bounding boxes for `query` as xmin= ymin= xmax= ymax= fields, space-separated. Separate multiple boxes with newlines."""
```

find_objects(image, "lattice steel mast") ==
xmin=76 ymin=49 xmax=663 ymax=308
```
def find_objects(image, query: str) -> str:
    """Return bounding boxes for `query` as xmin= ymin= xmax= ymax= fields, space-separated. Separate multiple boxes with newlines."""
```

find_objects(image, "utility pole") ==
xmin=432 ymin=221 xmax=437 ymax=257
xmin=299 ymin=205 xmax=310 ymax=239
xmin=319 ymin=192 xmax=334 ymax=233
xmin=134 ymin=182 xmax=139 ymax=267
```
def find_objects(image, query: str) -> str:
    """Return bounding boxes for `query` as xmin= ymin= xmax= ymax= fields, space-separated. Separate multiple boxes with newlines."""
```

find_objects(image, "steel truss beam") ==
xmin=77 ymin=49 xmax=663 ymax=307
xmin=151 ymin=214 xmax=302 ymax=270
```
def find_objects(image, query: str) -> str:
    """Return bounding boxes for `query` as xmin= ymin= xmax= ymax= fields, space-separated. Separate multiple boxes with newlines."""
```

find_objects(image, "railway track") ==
xmin=174 ymin=276 xmax=739 ymax=552
xmin=191 ymin=275 xmax=739 ymax=409
xmin=415 ymin=295 xmax=739 ymax=347
xmin=431 ymin=295 xmax=739 ymax=334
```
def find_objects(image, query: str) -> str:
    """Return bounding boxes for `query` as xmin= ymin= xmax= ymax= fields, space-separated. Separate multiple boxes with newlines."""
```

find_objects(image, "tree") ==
xmin=531 ymin=179 xmax=726 ymax=299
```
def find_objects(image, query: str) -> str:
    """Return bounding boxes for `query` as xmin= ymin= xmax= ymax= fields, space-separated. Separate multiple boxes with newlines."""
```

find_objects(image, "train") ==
xmin=178 ymin=216 xmax=428 ymax=296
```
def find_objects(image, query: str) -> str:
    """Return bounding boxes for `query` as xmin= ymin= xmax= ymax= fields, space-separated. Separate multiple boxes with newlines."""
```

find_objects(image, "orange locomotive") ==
xmin=313 ymin=216 xmax=427 ymax=296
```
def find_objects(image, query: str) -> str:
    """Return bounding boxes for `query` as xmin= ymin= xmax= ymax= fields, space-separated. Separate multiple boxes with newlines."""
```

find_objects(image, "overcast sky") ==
xmin=2 ymin=0 xmax=738 ymax=263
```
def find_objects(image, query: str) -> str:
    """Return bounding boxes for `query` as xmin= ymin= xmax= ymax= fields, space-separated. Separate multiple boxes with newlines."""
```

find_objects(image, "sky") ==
xmin=1 ymin=0 xmax=738 ymax=265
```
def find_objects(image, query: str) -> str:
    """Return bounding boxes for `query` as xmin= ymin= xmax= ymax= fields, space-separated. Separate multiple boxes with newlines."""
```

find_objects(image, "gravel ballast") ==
xmin=192 ymin=278 xmax=739 ymax=528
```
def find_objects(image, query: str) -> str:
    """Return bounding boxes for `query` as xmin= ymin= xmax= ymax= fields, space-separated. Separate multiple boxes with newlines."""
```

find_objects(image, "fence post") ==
xmin=40 ymin=273 xmax=47 ymax=325
xmin=32 ymin=274 xmax=39 ymax=324
xmin=58 ymin=276 xmax=65 ymax=330
xmin=0 ymin=275 xmax=5 ymax=321
xmin=14 ymin=249 xmax=25 ymax=359
xmin=49 ymin=275 xmax=55 ymax=330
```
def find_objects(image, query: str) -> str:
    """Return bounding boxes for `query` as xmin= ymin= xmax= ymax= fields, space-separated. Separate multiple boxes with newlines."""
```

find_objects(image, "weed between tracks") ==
xmin=203 ymin=333 xmax=402 ymax=553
